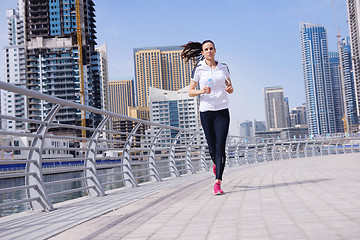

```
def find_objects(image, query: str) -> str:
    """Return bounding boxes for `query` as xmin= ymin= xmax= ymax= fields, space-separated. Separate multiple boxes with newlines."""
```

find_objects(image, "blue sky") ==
xmin=0 ymin=0 xmax=350 ymax=133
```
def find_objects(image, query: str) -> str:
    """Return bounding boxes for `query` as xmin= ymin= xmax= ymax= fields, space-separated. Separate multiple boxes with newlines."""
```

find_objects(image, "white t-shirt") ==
xmin=191 ymin=59 xmax=230 ymax=112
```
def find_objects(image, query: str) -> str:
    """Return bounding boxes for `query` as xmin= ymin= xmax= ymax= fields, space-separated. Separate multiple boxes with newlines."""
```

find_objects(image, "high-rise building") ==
xmin=108 ymin=78 xmax=135 ymax=143
xmin=24 ymin=0 xmax=101 ymax=131
xmin=284 ymin=97 xmax=291 ymax=128
xmin=1 ymin=1 xmax=27 ymax=132
xmin=96 ymin=43 xmax=109 ymax=112
xmin=148 ymin=86 xmax=200 ymax=139
xmin=290 ymin=104 xmax=307 ymax=127
xmin=339 ymin=37 xmax=359 ymax=132
xmin=133 ymin=46 xmax=196 ymax=108
xmin=347 ymin=0 xmax=360 ymax=123
xmin=239 ymin=120 xmax=266 ymax=137
xmin=300 ymin=22 xmax=336 ymax=135
xmin=108 ymin=79 xmax=135 ymax=117
xmin=263 ymin=86 xmax=288 ymax=130
xmin=329 ymin=52 xmax=345 ymax=133
xmin=240 ymin=121 xmax=253 ymax=137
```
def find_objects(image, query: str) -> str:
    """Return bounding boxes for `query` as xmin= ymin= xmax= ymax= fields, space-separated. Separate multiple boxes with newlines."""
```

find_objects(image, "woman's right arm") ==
xmin=188 ymin=80 xmax=210 ymax=97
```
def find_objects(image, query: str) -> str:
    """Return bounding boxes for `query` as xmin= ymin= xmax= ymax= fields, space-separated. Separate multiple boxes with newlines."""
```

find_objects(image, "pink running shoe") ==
xmin=214 ymin=181 xmax=224 ymax=195
xmin=213 ymin=164 xmax=216 ymax=176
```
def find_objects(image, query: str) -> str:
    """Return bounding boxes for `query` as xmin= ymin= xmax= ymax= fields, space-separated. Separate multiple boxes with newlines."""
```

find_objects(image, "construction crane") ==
xmin=75 ymin=0 xmax=86 ymax=139
xmin=331 ymin=0 xmax=341 ymax=43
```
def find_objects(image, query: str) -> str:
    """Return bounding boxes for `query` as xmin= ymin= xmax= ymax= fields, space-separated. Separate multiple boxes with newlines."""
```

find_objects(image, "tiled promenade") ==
xmin=1 ymin=153 xmax=360 ymax=240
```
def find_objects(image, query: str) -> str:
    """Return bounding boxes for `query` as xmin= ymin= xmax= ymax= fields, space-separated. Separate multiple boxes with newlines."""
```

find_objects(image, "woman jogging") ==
xmin=181 ymin=40 xmax=234 ymax=195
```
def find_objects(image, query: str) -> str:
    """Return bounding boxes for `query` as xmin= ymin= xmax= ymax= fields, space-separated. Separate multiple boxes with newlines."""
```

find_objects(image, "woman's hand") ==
xmin=225 ymin=85 xmax=233 ymax=94
xmin=203 ymin=86 xmax=211 ymax=94
xmin=225 ymin=78 xmax=234 ymax=94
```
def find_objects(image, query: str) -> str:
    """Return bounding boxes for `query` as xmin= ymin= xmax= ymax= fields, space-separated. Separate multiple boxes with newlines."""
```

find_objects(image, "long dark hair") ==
xmin=181 ymin=40 xmax=215 ymax=62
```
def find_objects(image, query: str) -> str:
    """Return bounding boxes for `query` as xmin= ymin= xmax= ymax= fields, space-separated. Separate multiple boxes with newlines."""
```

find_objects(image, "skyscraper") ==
xmin=347 ymin=0 xmax=360 ymax=123
xmin=96 ymin=43 xmax=109 ymax=112
xmin=240 ymin=121 xmax=253 ymax=137
xmin=339 ymin=37 xmax=359 ymax=132
xmin=108 ymin=79 xmax=135 ymax=117
xmin=300 ymin=22 xmax=336 ymax=135
xmin=133 ymin=46 xmax=195 ymax=108
xmin=290 ymin=104 xmax=307 ymax=127
xmin=263 ymin=86 xmax=288 ymax=130
xmin=1 ymin=1 xmax=27 ymax=132
xmin=284 ymin=97 xmax=291 ymax=128
xmin=329 ymin=51 xmax=345 ymax=133
xmin=24 ymin=0 xmax=100 ymax=131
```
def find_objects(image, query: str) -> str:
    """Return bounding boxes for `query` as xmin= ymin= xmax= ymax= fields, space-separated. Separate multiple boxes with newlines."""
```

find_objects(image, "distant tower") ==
xmin=290 ymin=104 xmax=307 ymax=127
xmin=96 ymin=43 xmax=109 ymax=112
xmin=263 ymin=86 xmax=287 ymax=130
xmin=133 ymin=46 xmax=195 ymax=108
xmin=329 ymin=51 xmax=345 ymax=133
xmin=346 ymin=0 xmax=360 ymax=124
xmin=300 ymin=22 xmax=336 ymax=135
xmin=108 ymin=79 xmax=135 ymax=117
xmin=1 ymin=0 xmax=27 ymax=132
xmin=240 ymin=121 xmax=253 ymax=137
xmin=339 ymin=37 xmax=359 ymax=132
xmin=284 ymin=97 xmax=291 ymax=128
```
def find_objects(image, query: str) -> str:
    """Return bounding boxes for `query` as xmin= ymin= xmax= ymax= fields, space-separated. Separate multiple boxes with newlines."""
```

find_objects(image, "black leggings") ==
xmin=200 ymin=108 xmax=230 ymax=181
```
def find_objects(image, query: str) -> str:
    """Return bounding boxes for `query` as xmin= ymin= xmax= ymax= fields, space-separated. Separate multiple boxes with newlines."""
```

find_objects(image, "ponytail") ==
xmin=181 ymin=41 xmax=202 ymax=62
xmin=181 ymin=40 xmax=216 ymax=62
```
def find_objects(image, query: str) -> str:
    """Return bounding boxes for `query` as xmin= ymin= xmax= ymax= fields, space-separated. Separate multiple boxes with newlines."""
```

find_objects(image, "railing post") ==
xmin=234 ymin=138 xmax=241 ymax=165
xmin=200 ymin=143 xmax=209 ymax=171
xmin=244 ymin=142 xmax=250 ymax=164
xmin=335 ymin=139 xmax=340 ymax=155
xmin=288 ymin=140 xmax=292 ymax=159
xmin=304 ymin=140 xmax=309 ymax=157
xmin=320 ymin=140 xmax=324 ymax=156
xmin=169 ymin=131 xmax=182 ymax=177
xmin=121 ymin=123 xmax=140 ymax=187
xmin=296 ymin=141 xmax=301 ymax=158
xmin=254 ymin=141 xmax=259 ymax=163
xmin=185 ymin=134 xmax=196 ymax=174
xmin=85 ymin=116 xmax=108 ymax=196
xmin=343 ymin=138 xmax=349 ymax=154
xmin=262 ymin=140 xmax=268 ymax=162
xmin=26 ymin=104 xmax=62 ymax=211
xmin=148 ymin=128 xmax=163 ymax=182
xmin=328 ymin=139 xmax=333 ymax=155
xmin=312 ymin=140 xmax=316 ymax=156
xmin=280 ymin=141 xmax=284 ymax=160
xmin=271 ymin=141 xmax=276 ymax=161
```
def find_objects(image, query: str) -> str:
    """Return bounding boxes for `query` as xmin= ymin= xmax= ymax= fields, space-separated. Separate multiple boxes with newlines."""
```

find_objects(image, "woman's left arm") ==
xmin=225 ymin=78 xmax=234 ymax=94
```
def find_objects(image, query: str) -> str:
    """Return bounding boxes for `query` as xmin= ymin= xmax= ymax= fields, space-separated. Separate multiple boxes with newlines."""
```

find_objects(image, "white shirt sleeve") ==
xmin=224 ymin=64 xmax=230 ymax=79
xmin=191 ymin=65 xmax=200 ymax=83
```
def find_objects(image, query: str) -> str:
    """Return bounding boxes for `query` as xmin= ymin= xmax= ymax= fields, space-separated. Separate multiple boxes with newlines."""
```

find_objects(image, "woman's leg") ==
xmin=200 ymin=111 xmax=216 ymax=164
xmin=213 ymin=109 xmax=230 ymax=181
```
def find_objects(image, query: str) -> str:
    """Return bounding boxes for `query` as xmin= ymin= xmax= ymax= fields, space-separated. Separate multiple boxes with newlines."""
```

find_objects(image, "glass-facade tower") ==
xmin=300 ymin=23 xmax=336 ymax=135
xmin=339 ymin=37 xmax=359 ymax=132
xmin=329 ymin=52 xmax=345 ymax=133
xmin=346 ymin=0 xmax=360 ymax=124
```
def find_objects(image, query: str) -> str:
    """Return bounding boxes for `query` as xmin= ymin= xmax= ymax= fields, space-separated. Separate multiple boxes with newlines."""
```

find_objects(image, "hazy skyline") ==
xmin=0 ymin=0 xmax=350 ymax=133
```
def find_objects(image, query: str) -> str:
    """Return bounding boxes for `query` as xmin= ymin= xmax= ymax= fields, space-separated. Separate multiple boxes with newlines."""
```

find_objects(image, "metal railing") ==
xmin=0 ymin=81 xmax=359 ymax=217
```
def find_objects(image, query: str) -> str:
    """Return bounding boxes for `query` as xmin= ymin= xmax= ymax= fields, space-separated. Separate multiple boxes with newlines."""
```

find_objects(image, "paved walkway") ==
xmin=1 ymin=154 xmax=360 ymax=240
